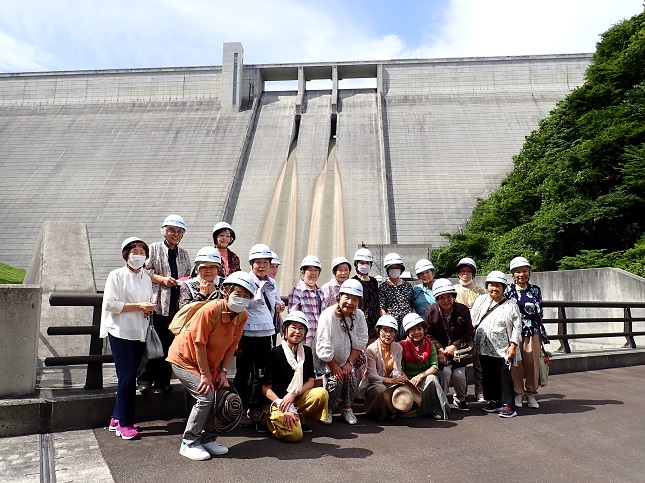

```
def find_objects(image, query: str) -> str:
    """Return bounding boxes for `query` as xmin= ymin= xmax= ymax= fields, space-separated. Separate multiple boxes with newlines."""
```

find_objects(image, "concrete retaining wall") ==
xmin=0 ymin=285 xmax=41 ymax=396
xmin=24 ymin=220 xmax=96 ymax=363
xmin=466 ymin=267 xmax=645 ymax=350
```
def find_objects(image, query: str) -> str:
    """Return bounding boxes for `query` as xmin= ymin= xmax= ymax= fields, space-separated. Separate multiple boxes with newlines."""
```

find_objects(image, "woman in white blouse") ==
xmin=471 ymin=271 xmax=522 ymax=419
xmin=316 ymin=279 xmax=369 ymax=425
xmin=100 ymin=237 xmax=155 ymax=440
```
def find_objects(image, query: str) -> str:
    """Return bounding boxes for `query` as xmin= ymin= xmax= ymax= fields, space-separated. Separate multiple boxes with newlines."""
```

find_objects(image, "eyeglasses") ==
xmin=166 ymin=228 xmax=184 ymax=235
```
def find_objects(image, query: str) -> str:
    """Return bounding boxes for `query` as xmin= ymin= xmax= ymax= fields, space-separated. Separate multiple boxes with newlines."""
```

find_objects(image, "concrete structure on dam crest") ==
xmin=0 ymin=42 xmax=591 ymax=292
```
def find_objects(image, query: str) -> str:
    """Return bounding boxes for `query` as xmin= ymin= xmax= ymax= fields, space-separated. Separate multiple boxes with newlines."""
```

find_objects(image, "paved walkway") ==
xmin=2 ymin=365 xmax=644 ymax=482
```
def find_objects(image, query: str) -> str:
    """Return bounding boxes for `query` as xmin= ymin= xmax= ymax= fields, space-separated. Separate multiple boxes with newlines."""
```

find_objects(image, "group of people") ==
xmin=99 ymin=214 xmax=549 ymax=460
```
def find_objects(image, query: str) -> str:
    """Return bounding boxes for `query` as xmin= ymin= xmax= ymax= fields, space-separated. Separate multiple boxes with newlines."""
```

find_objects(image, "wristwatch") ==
xmin=221 ymin=367 xmax=229 ymax=374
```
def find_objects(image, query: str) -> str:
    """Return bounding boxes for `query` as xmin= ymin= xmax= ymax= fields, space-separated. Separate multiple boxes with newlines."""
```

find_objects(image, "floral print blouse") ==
xmin=505 ymin=283 xmax=549 ymax=342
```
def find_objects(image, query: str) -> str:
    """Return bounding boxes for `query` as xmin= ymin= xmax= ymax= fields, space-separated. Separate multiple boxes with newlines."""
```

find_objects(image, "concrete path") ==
xmin=1 ymin=365 xmax=643 ymax=482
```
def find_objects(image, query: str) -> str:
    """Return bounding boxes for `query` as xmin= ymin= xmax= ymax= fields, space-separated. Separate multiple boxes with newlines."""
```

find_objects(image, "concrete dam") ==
xmin=0 ymin=43 xmax=591 ymax=292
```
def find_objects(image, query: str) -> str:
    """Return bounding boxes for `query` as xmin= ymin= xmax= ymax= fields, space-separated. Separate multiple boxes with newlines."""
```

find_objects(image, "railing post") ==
xmin=84 ymin=305 xmax=105 ymax=390
xmin=623 ymin=307 xmax=636 ymax=349
xmin=557 ymin=306 xmax=571 ymax=353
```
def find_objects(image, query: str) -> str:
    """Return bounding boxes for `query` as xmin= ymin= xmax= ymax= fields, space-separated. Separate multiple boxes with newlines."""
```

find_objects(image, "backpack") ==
xmin=169 ymin=299 xmax=223 ymax=336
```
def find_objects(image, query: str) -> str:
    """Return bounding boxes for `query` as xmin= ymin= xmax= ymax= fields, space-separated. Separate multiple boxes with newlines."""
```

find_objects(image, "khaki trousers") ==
xmin=264 ymin=387 xmax=329 ymax=443
xmin=511 ymin=334 xmax=541 ymax=397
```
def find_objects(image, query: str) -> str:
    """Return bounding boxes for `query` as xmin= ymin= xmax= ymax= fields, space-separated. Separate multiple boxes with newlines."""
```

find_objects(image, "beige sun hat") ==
xmin=384 ymin=380 xmax=422 ymax=413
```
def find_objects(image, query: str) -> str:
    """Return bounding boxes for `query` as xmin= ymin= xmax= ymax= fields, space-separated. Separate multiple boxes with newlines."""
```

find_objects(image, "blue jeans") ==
xmin=108 ymin=334 xmax=144 ymax=426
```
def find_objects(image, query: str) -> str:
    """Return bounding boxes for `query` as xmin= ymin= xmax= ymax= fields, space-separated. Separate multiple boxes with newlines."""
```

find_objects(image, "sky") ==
xmin=0 ymin=0 xmax=642 ymax=74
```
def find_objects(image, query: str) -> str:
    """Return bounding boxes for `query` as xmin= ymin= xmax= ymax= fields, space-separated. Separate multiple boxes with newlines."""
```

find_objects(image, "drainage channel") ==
xmin=39 ymin=433 xmax=56 ymax=483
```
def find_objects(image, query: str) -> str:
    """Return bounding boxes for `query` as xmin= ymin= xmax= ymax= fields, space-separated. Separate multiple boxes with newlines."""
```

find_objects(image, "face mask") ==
xmin=388 ymin=268 xmax=401 ymax=279
xmin=127 ymin=254 xmax=146 ymax=270
xmin=459 ymin=277 xmax=473 ymax=286
xmin=228 ymin=296 xmax=250 ymax=313
xmin=357 ymin=263 xmax=370 ymax=274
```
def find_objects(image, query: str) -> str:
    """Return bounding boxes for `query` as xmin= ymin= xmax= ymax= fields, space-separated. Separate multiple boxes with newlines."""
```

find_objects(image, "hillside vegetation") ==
xmin=433 ymin=12 xmax=645 ymax=278
xmin=0 ymin=262 xmax=26 ymax=284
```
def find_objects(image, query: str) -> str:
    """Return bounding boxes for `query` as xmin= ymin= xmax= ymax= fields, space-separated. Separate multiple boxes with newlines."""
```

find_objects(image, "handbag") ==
xmin=539 ymin=342 xmax=551 ymax=387
xmin=144 ymin=318 xmax=164 ymax=359
xmin=452 ymin=343 xmax=478 ymax=367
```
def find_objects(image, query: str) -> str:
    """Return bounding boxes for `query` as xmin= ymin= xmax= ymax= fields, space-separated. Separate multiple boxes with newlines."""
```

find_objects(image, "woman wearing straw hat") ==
xmin=261 ymin=311 xmax=329 ymax=442
xmin=400 ymin=313 xmax=450 ymax=420
xmin=360 ymin=315 xmax=410 ymax=422
xmin=167 ymin=271 xmax=255 ymax=460
xmin=316 ymin=279 xmax=369 ymax=425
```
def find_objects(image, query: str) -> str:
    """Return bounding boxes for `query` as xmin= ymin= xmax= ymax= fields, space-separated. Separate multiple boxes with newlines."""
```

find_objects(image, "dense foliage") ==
xmin=433 ymin=12 xmax=645 ymax=278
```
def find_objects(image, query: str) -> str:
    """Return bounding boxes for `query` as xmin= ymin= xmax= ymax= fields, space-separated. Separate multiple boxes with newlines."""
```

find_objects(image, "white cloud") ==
xmin=0 ymin=0 xmax=641 ymax=73
xmin=0 ymin=30 xmax=51 ymax=72
xmin=408 ymin=0 xmax=642 ymax=59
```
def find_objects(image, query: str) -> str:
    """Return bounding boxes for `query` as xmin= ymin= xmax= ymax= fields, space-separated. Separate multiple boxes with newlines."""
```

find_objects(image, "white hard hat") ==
xmin=402 ymin=313 xmax=425 ymax=334
xmin=432 ymin=278 xmax=457 ymax=298
xmin=270 ymin=252 xmax=281 ymax=265
xmin=162 ymin=214 xmax=186 ymax=230
xmin=121 ymin=236 xmax=146 ymax=252
xmin=510 ymin=256 xmax=531 ymax=271
xmin=415 ymin=259 xmax=435 ymax=275
xmin=376 ymin=314 xmax=398 ymax=331
xmin=212 ymin=222 xmax=236 ymax=245
xmin=248 ymin=244 xmax=273 ymax=262
xmin=456 ymin=257 xmax=477 ymax=274
xmin=384 ymin=253 xmax=405 ymax=271
xmin=331 ymin=257 xmax=350 ymax=272
xmin=485 ymin=270 xmax=508 ymax=287
xmin=195 ymin=246 xmax=222 ymax=266
xmin=353 ymin=248 xmax=373 ymax=262
xmin=339 ymin=279 xmax=364 ymax=298
xmin=282 ymin=310 xmax=309 ymax=334
xmin=300 ymin=255 xmax=322 ymax=271
xmin=223 ymin=271 xmax=257 ymax=297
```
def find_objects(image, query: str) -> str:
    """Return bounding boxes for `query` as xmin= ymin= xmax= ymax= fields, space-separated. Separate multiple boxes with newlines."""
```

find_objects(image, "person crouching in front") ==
xmin=261 ymin=311 xmax=329 ymax=442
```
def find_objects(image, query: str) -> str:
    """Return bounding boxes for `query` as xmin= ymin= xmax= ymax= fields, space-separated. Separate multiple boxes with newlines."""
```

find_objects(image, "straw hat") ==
xmin=213 ymin=387 xmax=243 ymax=432
xmin=384 ymin=381 xmax=422 ymax=413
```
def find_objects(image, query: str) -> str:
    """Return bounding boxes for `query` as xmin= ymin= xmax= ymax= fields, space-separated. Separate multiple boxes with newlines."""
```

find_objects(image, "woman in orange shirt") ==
xmin=167 ymin=271 xmax=255 ymax=461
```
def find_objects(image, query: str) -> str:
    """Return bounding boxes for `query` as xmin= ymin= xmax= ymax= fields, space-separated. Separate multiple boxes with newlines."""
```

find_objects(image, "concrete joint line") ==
xmin=38 ymin=400 xmax=53 ymax=434
xmin=39 ymin=433 xmax=56 ymax=483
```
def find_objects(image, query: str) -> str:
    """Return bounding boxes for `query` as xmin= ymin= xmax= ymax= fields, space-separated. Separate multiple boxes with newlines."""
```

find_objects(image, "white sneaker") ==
xmin=322 ymin=411 xmax=333 ymax=425
xmin=341 ymin=408 xmax=357 ymax=425
xmin=201 ymin=440 xmax=229 ymax=456
xmin=527 ymin=397 xmax=539 ymax=408
xmin=179 ymin=442 xmax=210 ymax=461
xmin=514 ymin=395 xmax=523 ymax=408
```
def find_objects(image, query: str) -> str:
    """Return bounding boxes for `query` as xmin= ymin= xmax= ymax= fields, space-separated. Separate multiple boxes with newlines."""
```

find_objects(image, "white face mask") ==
xmin=127 ymin=254 xmax=146 ymax=270
xmin=357 ymin=263 xmax=371 ymax=274
xmin=388 ymin=268 xmax=401 ymax=279
xmin=228 ymin=296 xmax=250 ymax=313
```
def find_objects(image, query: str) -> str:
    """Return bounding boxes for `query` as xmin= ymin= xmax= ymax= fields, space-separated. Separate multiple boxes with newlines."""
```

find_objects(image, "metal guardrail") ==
xmin=46 ymin=294 xmax=645 ymax=388
xmin=541 ymin=301 xmax=645 ymax=353
xmin=47 ymin=293 xmax=109 ymax=389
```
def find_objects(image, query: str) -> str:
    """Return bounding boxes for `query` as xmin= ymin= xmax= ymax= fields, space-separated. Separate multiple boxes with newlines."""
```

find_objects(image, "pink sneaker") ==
xmin=115 ymin=424 xmax=140 ymax=440
xmin=109 ymin=418 xmax=140 ymax=432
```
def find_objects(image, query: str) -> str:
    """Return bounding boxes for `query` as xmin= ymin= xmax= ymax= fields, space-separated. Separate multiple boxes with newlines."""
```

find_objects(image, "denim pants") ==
xmin=108 ymin=334 xmax=144 ymax=426
xmin=172 ymin=364 xmax=217 ymax=447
